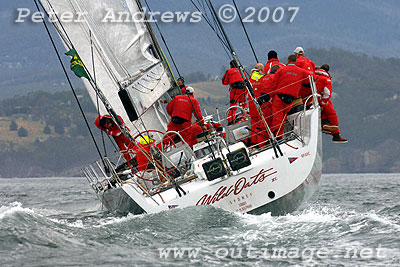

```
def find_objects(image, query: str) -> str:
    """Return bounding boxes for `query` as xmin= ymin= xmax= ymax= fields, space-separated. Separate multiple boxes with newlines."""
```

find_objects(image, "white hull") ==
xmin=97 ymin=108 xmax=322 ymax=216
xmin=38 ymin=0 xmax=322 ymax=217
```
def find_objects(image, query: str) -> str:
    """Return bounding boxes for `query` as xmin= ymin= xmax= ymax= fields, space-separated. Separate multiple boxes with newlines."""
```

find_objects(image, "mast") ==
xmin=37 ymin=0 xmax=177 ymax=137
xmin=207 ymin=0 xmax=283 ymax=157
xmin=35 ymin=0 xmax=169 ymax=181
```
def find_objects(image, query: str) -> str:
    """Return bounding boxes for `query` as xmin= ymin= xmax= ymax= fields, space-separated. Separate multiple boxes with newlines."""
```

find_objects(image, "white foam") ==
xmin=96 ymin=213 xmax=145 ymax=227
xmin=237 ymin=206 xmax=339 ymax=228
xmin=237 ymin=212 xmax=274 ymax=226
xmin=366 ymin=212 xmax=400 ymax=231
xmin=0 ymin=202 xmax=35 ymax=220
xmin=285 ymin=207 xmax=339 ymax=223
xmin=48 ymin=218 xmax=86 ymax=228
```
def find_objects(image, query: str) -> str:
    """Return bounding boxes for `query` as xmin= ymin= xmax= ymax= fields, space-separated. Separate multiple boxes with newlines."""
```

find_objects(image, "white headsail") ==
xmin=39 ymin=0 xmax=174 ymax=135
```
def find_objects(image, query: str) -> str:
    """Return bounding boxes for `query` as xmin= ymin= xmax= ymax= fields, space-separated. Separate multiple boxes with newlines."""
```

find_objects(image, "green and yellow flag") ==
xmin=65 ymin=49 xmax=89 ymax=80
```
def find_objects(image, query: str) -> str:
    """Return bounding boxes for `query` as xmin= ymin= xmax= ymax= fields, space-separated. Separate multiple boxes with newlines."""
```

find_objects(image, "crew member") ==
xmin=270 ymin=54 xmax=308 ymax=137
xmin=248 ymin=63 xmax=265 ymax=144
xmin=166 ymin=86 xmax=204 ymax=147
xmin=294 ymin=47 xmax=315 ymax=73
xmin=264 ymin=50 xmax=285 ymax=74
xmin=294 ymin=47 xmax=316 ymax=100
xmin=95 ymin=115 xmax=134 ymax=162
xmin=134 ymin=135 xmax=159 ymax=171
xmin=177 ymin=77 xmax=188 ymax=94
xmin=222 ymin=60 xmax=248 ymax=125
xmin=315 ymin=65 xmax=348 ymax=143
xmin=249 ymin=65 xmax=281 ymax=145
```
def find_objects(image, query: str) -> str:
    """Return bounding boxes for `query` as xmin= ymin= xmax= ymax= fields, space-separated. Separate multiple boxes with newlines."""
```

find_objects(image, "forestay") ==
xmin=39 ymin=0 xmax=173 ymax=134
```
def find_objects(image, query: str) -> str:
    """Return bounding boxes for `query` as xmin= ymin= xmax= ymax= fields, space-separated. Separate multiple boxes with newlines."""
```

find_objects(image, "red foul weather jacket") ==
xmin=94 ymin=115 xmax=134 ymax=160
xmin=180 ymin=86 xmax=188 ymax=95
xmin=264 ymin=58 xmax=286 ymax=75
xmin=249 ymin=72 xmax=275 ymax=125
xmin=94 ymin=115 xmax=126 ymax=137
xmin=249 ymin=70 xmax=264 ymax=121
xmin=166 ymin=94 xmax=204 ymax=123
xmin=249 ymin=70 xmax=264 ymax=97
xmin=296 ymin=54 xmax=315 ymax=76
xmin=222 ymin=68 xmax=245 ymax=87
xmin=271 ymin=63 xmax=308 ymax=98
xmin=315 ymin=69 xmax=333 ymax=104
xmin=259 ymin=73 xmax=276 ymax=96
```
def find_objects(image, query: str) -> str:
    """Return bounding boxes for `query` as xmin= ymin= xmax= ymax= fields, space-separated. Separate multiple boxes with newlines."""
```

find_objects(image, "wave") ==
xmin=366 ymin=212 xmax=400 ymax=232
xmin=237 ymin=205 xmax=340 ymax=228
xmin=0 ymin=202 xmax=35 ymax=220
xmin=48 ymin=212 xmax=145 ymax=229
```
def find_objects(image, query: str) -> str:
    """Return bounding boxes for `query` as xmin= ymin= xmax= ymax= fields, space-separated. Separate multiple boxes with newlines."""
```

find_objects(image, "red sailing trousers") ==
xmin=228 ymin=88 xmax=248 ymax=124
xmin=167 ymin=121 xmax=203 ymax=147
xmin=321 ymin=100 xmax=340 ymax=134
xmin=249 ymin=101 xmax=273 ymax=145
xmin=270 ymin=95 xmax=293 ymax=137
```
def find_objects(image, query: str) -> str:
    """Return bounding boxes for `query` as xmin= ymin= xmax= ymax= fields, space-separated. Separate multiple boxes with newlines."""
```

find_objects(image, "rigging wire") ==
xmin=33 ymin=0 xmax=104 ymax=160
xmin=41 ymin=0 xmax=121 ymax=89
xmin=40 ymin=1 xmax=73 ymax=48
xmin=190 ymin=0 xmax=232 ymax=58
xmin=90 ymin=30 xmax=108 ymax=157
xmin=143 ymin=0 xmax=181 ymax=78
xmin=203 ymin=0 xmax=252 ymax=78
xmin=231 ymin=0 xmax=259 ymax=62
xmin=38 ymin=1 xmax=178 ymax=183
xmin=189 ymin=1 xmax=231 ymax=67
xmin=39 ymin=0 xmax=129 ymax=158
xmin=205 ymin=0 xmax=283 ymax=157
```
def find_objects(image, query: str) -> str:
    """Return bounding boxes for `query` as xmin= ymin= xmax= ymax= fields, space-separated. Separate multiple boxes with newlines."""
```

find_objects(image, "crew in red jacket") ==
xmin=252 ymin=65 xmax=282 ymax=144
xmin=177 ymin=77 xmax=188 ymax=95
xmin=270 ymin=54 xmax=308 ymax=136
xmin=249 ymin=64 xmax=282 ymax=145
xmin=133 ymin=135 xmax=163 ymax=171
xmin=294 ymin=47 xmax=316 ymax=101
xmin=294 ymin=47 xmax=315 ymax=72
xmin=166 ymin=87 xmax=204 ymax=147
xmin=315 ymin=65 xmax=348 ymax=143
xmin=222 ymin=60 xmax=248 ymax=124
xmin=95 ymin=115 xmax=134 ymax=162
xmin=248 ymin=64 xmax=265 ymax=144
xmin=264 ymin=50 xmax=286 ymax=75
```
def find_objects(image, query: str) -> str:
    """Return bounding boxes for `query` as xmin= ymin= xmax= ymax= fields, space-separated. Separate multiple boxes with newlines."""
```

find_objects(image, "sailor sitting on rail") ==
xmin=315 ymin=64 xmax=348 ymax=143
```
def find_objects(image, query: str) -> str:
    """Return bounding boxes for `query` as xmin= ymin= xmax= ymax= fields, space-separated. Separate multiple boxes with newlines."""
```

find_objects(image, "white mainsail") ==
xmin=39 ymin=0 xmax=173 ymax=134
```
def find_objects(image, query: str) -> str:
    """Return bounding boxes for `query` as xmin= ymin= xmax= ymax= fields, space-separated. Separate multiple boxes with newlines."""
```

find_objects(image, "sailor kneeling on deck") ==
xmin=95 ymin=115 xmax=135 ymax=163
xmin=166 ymin=86 xmax=204 ymax=147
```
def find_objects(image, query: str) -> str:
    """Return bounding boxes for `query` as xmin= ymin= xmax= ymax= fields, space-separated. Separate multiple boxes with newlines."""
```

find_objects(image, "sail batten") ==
xmin=39 ymin=0 xmax=174 ymax=135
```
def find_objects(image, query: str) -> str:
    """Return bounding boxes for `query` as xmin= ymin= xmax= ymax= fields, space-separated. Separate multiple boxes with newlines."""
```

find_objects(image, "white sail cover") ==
xmin=39 ymin=0 xmax=172 ymax=134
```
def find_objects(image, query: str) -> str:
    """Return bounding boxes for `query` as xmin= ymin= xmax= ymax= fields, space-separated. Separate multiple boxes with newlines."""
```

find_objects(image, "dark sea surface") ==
xmin=1 ymin=173 xmax=399 ymax=267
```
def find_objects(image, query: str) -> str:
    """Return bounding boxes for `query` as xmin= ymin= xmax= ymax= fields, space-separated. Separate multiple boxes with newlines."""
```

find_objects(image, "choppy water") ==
xmin=1 ymin=174 xmax=399 ymax=267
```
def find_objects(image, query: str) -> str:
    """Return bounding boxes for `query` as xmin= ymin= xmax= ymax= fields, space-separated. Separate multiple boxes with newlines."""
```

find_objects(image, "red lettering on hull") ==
xmin=196 ymin=168 xmax=277 ymax=206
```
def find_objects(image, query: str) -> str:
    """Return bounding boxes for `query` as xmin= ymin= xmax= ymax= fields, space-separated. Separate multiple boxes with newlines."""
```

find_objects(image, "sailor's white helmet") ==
xmin=294 ymin=47 xmax=304 ymax=54
xmin=185 ymin=86 xmax=194 ymax=94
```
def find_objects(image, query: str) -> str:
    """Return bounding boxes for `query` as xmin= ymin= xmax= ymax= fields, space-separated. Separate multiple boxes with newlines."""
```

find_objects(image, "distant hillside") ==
xmin=0 ymin=47 xmax=399 ymax=177
xmin=2 ymin=1 xmax=400 ymax=100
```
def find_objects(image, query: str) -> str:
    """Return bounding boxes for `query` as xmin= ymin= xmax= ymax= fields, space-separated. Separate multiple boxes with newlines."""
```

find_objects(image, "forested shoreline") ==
xmin=1 ymin=48 xmax=399 ymax=177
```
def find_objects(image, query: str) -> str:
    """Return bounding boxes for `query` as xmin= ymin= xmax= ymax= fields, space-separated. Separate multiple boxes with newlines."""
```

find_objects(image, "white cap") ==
xmin=294 ymin=47 xmax=304 ymax=54
xmin=185 ymin=86 xmax=194 ymax=94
